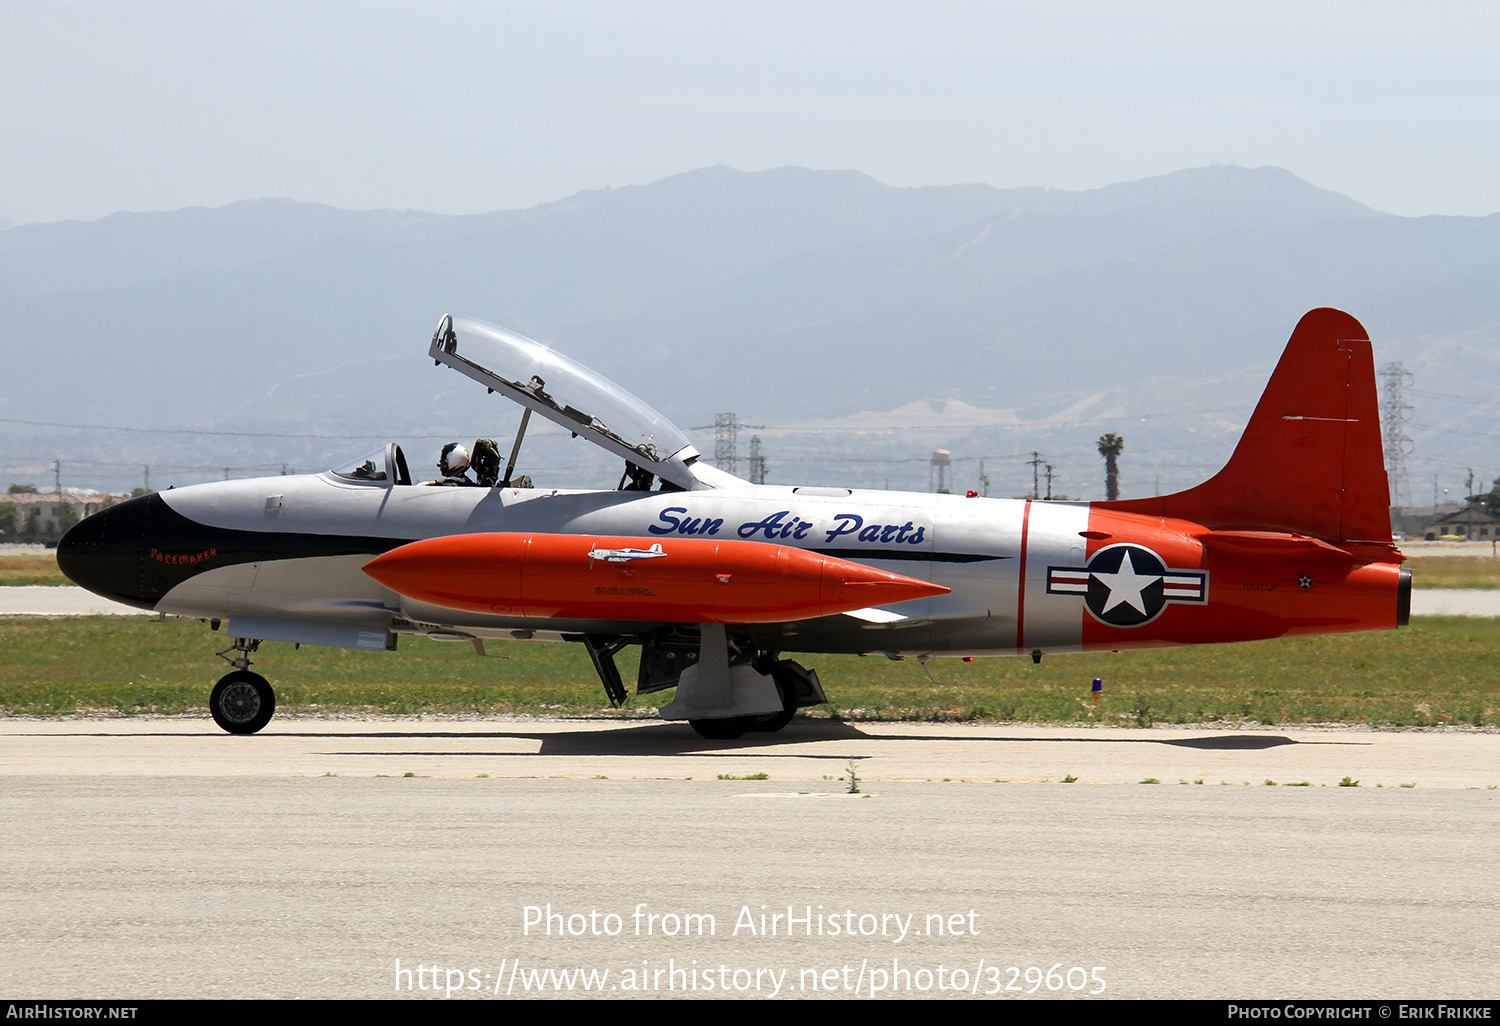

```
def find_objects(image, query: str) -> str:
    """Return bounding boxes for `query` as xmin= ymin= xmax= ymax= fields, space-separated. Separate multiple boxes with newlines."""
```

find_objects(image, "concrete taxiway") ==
xmin=2 ymin=716 xmax=1498 ymax=789
xmin=1 ymin=717 xmax=1496 ymax=1000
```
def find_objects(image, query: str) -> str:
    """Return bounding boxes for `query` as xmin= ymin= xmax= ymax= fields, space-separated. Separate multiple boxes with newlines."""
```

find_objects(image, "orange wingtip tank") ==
xmin=362 ymin=532 xmax=950 ymax=623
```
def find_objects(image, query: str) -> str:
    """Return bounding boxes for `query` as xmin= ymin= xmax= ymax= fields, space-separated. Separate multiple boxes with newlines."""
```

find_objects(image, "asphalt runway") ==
xmin=1 ymin=717 xmax=1496 ymax=1000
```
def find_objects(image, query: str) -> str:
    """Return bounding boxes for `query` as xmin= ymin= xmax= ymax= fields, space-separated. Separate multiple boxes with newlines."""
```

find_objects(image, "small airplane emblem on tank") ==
xmin=589 ymin=543 xmax=668 ymax=566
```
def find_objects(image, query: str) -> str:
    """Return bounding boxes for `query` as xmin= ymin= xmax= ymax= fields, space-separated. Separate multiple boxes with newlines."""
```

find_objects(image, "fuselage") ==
xmin=58 ymin=468 xmax=1408 ymax=660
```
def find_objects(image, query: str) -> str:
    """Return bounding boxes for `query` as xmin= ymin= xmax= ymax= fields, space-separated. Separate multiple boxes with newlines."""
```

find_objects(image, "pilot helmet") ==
xmin=439 ymin=442 xmax=471 ymax=476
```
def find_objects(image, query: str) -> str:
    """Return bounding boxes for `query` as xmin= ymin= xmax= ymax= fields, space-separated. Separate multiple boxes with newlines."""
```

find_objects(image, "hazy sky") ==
xmin=3 ymin=1 xmax=1497 ymax=224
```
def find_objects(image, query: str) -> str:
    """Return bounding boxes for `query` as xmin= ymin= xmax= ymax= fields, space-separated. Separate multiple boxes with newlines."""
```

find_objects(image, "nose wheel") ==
xmin=210 ymin=669 xmax=276 ymax=734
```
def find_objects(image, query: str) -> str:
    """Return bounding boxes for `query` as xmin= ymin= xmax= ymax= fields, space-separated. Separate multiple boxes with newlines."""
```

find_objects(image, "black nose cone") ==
xmin=57 ymin=493 xmax=175 ymax=610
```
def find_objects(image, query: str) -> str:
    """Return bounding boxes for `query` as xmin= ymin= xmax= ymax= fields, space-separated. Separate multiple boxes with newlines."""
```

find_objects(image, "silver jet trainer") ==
xmin=59 ymin=310 xmax=1409 ymax=738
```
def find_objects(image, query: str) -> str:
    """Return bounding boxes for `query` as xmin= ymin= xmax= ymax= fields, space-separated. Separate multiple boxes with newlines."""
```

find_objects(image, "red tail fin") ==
xmin=1098 ymin=308 xmax=1393 ymax=547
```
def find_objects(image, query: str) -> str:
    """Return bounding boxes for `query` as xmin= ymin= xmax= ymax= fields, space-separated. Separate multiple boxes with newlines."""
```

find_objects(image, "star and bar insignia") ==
xmin=1047 ymin=544 xmax=1208 ymax=627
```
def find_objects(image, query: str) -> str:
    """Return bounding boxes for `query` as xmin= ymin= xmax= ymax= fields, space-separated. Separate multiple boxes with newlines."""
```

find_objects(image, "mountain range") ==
xmin=1 ymin=165 xmax=1494 ymax=501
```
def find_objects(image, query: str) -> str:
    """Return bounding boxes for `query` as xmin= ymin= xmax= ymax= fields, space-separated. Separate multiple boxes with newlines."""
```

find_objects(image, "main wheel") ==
xmin=688 ymin=717 xmax=748 ymax=740
xmin=210 ymin=670 xmax=276 ymax=735
xmin=745 ymin=670 xmax=797 ymax=733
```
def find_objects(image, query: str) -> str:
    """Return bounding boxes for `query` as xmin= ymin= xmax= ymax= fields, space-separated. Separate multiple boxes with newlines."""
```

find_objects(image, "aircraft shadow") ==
xmin=310 ymin=722 xmax=1341 ymax=756
xmin=16 ymin=723 xmax=1363 ymax=756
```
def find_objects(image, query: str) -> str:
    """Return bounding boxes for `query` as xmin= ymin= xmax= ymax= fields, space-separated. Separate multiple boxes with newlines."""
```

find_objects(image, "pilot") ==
xmin=619 ymin=461 xmax=655 ymax=491
xmin=425 ymin=442 xmax=477 ymax=486
xmin=424 ymin=439 xmax=506 ymax=487
xmin=470 ymin=438 xmax=501 ymax=488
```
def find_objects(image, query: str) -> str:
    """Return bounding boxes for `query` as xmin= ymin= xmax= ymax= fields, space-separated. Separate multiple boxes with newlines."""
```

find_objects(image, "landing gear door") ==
xmin=429 ymin=314 xmax=705 ymax=491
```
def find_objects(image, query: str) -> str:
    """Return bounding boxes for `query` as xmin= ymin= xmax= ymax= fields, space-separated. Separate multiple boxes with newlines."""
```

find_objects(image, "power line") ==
xmin=747 ymin=435 xmax=767 ymax=485
xmin=688 ymin=413 xmax=765 ymax=477
xmin=0 ymin=416 xmax=391 ymax=439
xmin=1411 ymin=424 xmax=1500 ymax=439
xmin=1379 ymin=362 xmax=1415 ymax=505
xmin=0 ymin=416 xmax=580 ymax=442
xmin=745 ymin=405 xmax=1254 ymax=434
xmin=1409 ymin=388 xmax=1500 ymax=405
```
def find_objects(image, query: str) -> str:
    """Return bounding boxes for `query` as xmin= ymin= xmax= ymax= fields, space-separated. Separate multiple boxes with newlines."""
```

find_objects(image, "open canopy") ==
xmin=428 ymin=314 xmax=708 ymax=490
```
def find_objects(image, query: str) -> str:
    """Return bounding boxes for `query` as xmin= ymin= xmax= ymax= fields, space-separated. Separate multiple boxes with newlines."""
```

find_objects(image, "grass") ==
xmin=0 ymin=554 xmax=68 ymax=587
xmin=1405 ymin=556 xmax=1500 ymax=590
xmin=1 ymin=614 xmax=1497 ymax=727
xmin=0 ymin=615 xmax=618 ymax=717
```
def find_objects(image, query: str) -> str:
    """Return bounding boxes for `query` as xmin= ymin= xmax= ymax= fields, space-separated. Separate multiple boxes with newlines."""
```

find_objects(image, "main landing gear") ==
xmin=211 ymin=638 xmax=276 ymax=735
xmin=582 ymin=627 xmax=827 ymax=741
xmin=687 ymin=666 xmax=798 ymax=741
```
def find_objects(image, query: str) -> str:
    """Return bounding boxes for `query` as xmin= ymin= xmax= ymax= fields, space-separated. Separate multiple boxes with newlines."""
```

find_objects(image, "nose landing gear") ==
xmin=211 ymin=638 xmax=275 ymax=734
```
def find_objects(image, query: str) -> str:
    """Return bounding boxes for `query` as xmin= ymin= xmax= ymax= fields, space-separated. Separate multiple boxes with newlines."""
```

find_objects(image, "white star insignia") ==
xmin=1090 ymin=549 xmax=1161 ymax=615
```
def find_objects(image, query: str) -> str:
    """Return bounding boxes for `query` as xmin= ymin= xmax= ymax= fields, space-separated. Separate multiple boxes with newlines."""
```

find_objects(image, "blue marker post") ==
xmin=1092 ymin=677 xmax=1103 ymax=716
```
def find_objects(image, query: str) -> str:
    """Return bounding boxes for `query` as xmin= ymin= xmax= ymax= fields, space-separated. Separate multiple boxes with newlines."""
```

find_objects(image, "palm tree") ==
xmin=1097 ymin=433 xmax=1125 ymax=500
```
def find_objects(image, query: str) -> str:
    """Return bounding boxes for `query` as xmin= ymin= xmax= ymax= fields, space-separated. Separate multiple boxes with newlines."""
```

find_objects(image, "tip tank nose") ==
xmin=815 ymin=556 xmax=949 ymax=616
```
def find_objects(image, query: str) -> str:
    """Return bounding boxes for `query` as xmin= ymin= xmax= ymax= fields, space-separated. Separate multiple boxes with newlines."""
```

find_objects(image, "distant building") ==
xmin=1421 ymin=502 xmax=1500 ymax=541
xmin=1390 ymin=504 xmax=1460 ymax=540
xmin=0 ymin=491 xmax=127 ymax=543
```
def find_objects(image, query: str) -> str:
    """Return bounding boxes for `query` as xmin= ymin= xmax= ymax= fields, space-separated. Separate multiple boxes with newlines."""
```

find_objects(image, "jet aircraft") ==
xmin=58 ymin=308 xmax=1409 ymax=738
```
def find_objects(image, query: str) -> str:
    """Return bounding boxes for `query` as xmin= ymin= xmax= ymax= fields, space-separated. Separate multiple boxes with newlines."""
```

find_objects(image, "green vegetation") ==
xmin=1406 ymin=556 xmax=1500 ymax=590
xmin=0 ymin=501 xmax=78 ymax=545
xmin=1097 ymin=433 xmax=1124 ymax=501
xmin=0 ymin=615 xmax=1497 ymax=727
xmin=0 ymin=553 xmax=68 ymax=587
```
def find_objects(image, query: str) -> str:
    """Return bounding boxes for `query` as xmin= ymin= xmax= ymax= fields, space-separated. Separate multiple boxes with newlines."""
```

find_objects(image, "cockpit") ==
xmin=330 ymin=442 xmax=411 ymax=485
xmin=426 ymin=314 xmax=716 ymax=492
xmin=325 ymin=316 xmax=731 ymax=492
